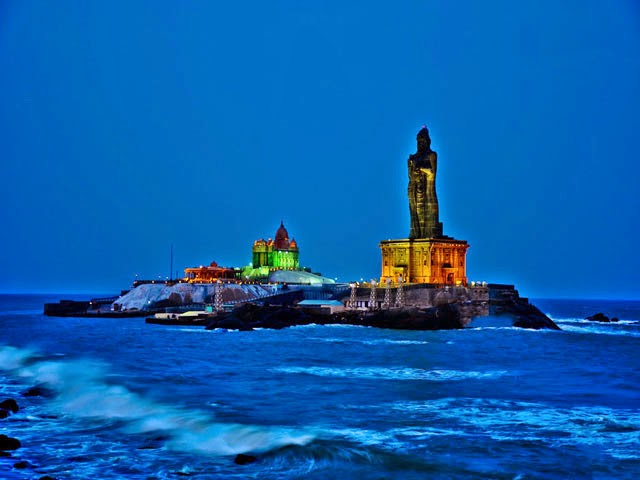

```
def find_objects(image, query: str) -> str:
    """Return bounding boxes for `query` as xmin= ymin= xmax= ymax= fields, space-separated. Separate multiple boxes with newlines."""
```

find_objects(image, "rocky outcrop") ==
xmin=0 ymin=398 xmax=18 ymax=419
xmin=506 ymin=302 xmax=561 ymax=330
xmin=488 ymin=284 xmax=560 ymax=330
xmin=586 ymin=312 xmax=619 ymax=323
xmin=43 ymin=300 xmax=90 ymax=316
xmin=206 ymin=303 xmax=463 ymax=331
xmin=333 ymin=304 xmax=463 ymax=330
xmin=0 ymin=399 xmax=19 ymax=413
xmin=0 ymin=434 xmax=21 ymax=451
xmin=234 ymin=453 xmax=257 ymax=465
xmin=22 ymin=386 xmax=52 ymax=398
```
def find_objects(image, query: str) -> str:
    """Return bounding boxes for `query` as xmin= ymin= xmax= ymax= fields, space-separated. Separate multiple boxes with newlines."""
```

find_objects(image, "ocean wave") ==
xmin=558 ymin=324 xmax=640 ymax=337
xmin=0 ymin=345 xmax=314 ymax=456
xmin=310 ymin=338 xmax=430 ymax=346
xmin=465 ymin=326 xmax=557 ymax=333
xmin=165 ymin=327 xmax=213 ymax=333
xmin=549 ymin=316 xmax=638 ymax=325
xmin=273 ymin=366 xmax=507 ymax=382
xmin=0 ymin=309 xmax=44 ymax=316
xmin=390 ymin=398 xmax=640 ymax=459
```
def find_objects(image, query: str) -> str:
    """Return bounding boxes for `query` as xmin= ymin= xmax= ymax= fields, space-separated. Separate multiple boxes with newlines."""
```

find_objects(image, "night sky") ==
xmin=1 ymin=1 xmax=639 ymax=299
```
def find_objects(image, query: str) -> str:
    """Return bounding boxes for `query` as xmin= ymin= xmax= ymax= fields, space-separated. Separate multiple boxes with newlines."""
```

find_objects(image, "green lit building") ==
xmin=251 ymin=221 xmax=300 ymax=270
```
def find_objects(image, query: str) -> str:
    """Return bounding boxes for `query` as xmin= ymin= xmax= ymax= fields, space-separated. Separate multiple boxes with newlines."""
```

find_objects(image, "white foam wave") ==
xmin=273 ymin=366 xmax=506 ymax=381
xmin=549 ymin=315 xmax=639 ymax=325
xmin=559 ymin=325 xmax=640 ymax=337
xmin=390 ymin=398 xmax=640 ymax=459
xmin=467 ymin=326 xmax=555 ymax=333
xmin=327 ymin=427 xmax=404 ymax=449
xmin=0 ymin=345 xmax=314 ymax=456
xmin=165 ymin=327 xmax=214 ymax=333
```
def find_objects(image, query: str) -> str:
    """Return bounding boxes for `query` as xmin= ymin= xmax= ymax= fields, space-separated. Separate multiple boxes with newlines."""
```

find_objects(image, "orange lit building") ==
xmin=380 ymin=238 xmax=469 ymax=285
xmin=184 ymin=261 xmax=237 ymax=283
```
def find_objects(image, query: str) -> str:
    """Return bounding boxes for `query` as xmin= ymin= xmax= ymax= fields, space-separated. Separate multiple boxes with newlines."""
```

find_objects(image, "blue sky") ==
xmin=1 ymin=1 xmax=639 ymax=299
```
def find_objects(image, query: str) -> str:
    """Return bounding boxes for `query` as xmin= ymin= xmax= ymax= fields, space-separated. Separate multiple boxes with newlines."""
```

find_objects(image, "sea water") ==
xmin=0 ymin=294 xmax=639 ymax=479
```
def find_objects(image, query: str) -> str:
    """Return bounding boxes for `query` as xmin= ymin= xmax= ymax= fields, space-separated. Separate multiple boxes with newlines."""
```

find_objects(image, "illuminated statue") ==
xmin=380 ymin=126 xmax=468 ymax=286
xmin=408 ymin=126 xmax=443 ymax=238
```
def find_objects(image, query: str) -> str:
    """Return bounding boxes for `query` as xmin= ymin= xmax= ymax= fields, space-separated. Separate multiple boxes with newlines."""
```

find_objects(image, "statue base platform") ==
xmin=379 ymin=237 xmax=469 ymax=285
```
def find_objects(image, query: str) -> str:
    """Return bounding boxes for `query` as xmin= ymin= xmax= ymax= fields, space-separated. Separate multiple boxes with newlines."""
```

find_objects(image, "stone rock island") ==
xmin=44 ymin=125 xmax=559 ymax=331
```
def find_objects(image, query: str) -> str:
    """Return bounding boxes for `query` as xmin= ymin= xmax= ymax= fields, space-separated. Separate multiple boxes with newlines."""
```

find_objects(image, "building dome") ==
xmin=274 ymin=221 xmax=290 ymax=250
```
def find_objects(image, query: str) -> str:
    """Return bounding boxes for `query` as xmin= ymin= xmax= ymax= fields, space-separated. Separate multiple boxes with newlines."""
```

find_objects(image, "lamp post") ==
xmin=395 ymin=275 xmax=404 ymax=307
xmin=349 ymin=282 xmax=357 ymax=309
xmin=369 ymin=279 xmax=378 ymax=310
xmin=383 ymin=278 xmax=391 ymax=309
xmin=214 ymin=279 xmax=224 ymax=313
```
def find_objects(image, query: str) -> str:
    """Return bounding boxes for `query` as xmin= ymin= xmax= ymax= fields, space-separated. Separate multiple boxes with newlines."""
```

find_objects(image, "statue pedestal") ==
xmin=379 ymin=237 xmax=469 ymax=285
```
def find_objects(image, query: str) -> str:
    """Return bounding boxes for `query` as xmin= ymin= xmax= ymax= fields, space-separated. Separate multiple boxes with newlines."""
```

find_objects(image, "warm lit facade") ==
xmin=184 ymin=261 xmax=237 ymax=283
xmin=380 ymin=238 xmax=469 ymax=285
xmin=251 ymin=221 xmax=300 ymax=270
xmin=380 ymin=126 xmax=469 ymax=285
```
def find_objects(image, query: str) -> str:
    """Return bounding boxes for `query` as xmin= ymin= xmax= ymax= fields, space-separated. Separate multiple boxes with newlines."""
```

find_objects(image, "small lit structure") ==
xmin=297 ymin=299 xmax=345 ymax=314
xmin=184 ymin=261 xmax=236 ymax=283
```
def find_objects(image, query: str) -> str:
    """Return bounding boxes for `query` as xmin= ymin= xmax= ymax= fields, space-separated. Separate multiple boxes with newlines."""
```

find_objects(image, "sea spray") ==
xmin=0 ymin=345 xmax=314 ymax=456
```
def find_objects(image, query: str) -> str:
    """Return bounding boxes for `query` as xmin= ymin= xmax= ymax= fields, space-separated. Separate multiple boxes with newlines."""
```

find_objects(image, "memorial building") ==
xmin=380 ymin=127 xmax=469 ymax=285
xmin=251 ymin=221 xmax=300 ymax=270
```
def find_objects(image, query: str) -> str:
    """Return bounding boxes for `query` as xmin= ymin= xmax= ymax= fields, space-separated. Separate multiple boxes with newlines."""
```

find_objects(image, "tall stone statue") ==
xmin=408 ymin=126 xmax=443 ymax=238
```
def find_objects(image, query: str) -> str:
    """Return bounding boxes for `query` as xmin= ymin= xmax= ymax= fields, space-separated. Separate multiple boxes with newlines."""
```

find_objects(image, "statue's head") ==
xmin=417 ymin=126 xmax=431 ymax=151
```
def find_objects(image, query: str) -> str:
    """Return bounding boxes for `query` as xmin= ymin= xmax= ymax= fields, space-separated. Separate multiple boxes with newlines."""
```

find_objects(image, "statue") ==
xmin=408 ymin=126 xmax=443 ymax=238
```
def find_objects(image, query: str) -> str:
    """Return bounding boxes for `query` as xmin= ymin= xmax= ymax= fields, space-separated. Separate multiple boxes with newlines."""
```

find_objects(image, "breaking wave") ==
xmin=545 ymin=317 xmax=640 ymax=337
xmin=0 ymin=345 xmax=314 ymax=456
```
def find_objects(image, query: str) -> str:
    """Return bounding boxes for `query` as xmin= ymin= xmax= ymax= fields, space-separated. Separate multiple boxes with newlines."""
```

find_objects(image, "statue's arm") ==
xmin=419 ymin=154 xmax=436 ymax=175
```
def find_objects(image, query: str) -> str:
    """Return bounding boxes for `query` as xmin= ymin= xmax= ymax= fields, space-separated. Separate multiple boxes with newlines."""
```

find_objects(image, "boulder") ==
xmin=234 ymin=453 xmax=257 ymax=465
xmin=505 ymin=302 xmax=561 ymax=330
xmin=513 ymin=315 xmax=560 ymax=330
xmin=586 ymin=312 xmax=610 ymax=322
xmin=217 ymin=317 xmax=250 ymax=331
xmin=0 ymin=399 xmax=19 ymax=413
xmin=22 ymin=386 xmax=52 ymax=397
xmin=0 ymin=434 xmax=21 ymax=450
xmin=13 ymin=460 xmax=30 ymax=469
xmin=0 ymin=410 xmax=8 ymax=419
